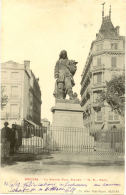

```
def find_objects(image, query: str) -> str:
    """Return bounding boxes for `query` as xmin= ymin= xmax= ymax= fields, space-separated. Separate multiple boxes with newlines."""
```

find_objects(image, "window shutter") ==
xmin=97 ymin=73 xmax=102 ymax=83
xmin=111 ymin=57 xmax=116 ymax=67
xmin=97 ymin=58 xmax=101 ymax=66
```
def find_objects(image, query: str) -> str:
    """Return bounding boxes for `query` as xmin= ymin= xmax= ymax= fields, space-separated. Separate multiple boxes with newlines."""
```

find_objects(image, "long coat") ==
xmin=1 ymin=127 xmax=11 ymax=142
xmin=9 ymin=129 xmax=16 ymax=145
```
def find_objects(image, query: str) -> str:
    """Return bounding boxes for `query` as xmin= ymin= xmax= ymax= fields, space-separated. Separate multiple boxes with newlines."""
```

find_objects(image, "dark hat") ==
xmin=4 ymin=121 xmax=9 ymax=125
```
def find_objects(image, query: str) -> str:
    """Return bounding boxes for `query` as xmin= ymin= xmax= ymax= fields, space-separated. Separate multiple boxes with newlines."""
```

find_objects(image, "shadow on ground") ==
xmin=1 ymin=152 xmax=53 ymax=166
xmin=1 ymin=152 xmax=124 ymax=167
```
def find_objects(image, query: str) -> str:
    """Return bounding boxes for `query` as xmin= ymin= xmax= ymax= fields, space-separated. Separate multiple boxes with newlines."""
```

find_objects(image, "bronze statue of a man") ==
xmin=53 ymin=50 xmax=78 ymax=100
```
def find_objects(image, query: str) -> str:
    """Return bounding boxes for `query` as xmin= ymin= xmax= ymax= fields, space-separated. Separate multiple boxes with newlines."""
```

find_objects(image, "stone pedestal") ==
xmin=49 ymin=100 xmax=95 ymax=152
xmin=51 ymin=101 xmax=84 ymax=128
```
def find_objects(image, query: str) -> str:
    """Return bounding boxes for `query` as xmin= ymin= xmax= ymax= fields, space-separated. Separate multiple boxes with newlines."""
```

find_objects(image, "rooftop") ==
xmin=96 ymin=4 xmax=120 ymax=40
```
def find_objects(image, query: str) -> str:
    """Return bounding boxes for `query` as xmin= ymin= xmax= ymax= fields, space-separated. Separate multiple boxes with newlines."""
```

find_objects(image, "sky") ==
xmin=1 ymin=0 xmax=126 ymax=123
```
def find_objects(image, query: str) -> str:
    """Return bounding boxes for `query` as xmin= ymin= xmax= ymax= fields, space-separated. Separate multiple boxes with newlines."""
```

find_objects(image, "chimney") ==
xmin=115 ymin=26 xmax=120 ymax=35
xmin=24 ymin=60 xmax=30 ymax=69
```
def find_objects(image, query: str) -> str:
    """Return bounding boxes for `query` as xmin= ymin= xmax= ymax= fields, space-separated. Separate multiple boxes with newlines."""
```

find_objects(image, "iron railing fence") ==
xmin=18 ymin=125 xmax=125 ymax=154
xmin=47 ymin=126 xmax=94 ymax=152
xmin=1 ymin=123 xmax=125 ymax=156
xmin=18 ymin=124 xmax=48 ymax=154
xmin=93 ymin=128 xmax=125 ymax=153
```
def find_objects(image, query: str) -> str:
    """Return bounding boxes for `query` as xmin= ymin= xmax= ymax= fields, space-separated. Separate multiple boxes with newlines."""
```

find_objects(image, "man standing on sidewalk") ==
xmin=9 ymin=124 xmax=17 ymax=155
xmin=1 ymin=122 xmax=11 ymax=158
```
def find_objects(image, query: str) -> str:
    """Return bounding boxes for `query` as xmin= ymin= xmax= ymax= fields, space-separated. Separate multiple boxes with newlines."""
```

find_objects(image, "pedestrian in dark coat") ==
xmin=10 ymin=124 xmax=17 ymax=154
xmin=1 ymin=122 xmax=11 ymax=157
xmin=1 ymin=122 xmax=11 ymax=141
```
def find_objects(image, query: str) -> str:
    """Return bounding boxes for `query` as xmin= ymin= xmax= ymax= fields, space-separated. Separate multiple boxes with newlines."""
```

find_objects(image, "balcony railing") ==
xmin=80 ymin=73 xmax=91 ymax=95
xmin=92 ymin=64 xmax=105 ymax=72
xmin=92 ymin=82 xmax=106 ymax=89
xmin=93 ymin=49 xmax=124 ymax=56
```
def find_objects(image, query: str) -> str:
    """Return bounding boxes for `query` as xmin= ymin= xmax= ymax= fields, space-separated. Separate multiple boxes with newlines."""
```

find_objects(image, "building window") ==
xmin=93 ymin=93 xmax=97 ymax=102
xmin=108 ymin=111 xmax=113 ymax=120
xmin=93 ymin=91 xmax=101 ymax=103
xmin=94 ymin=72 xmax=102 ymax=84
xmin=11 ymin=86 xmax=18 ymax=97
xmin=108 ymin=110 xmax=119 ymax=121
xmin=112 ymin=72 xmax=116 ymax=78
xmin=10 ymin=104 xmax=19 ymax=117
xmin=114 ymin=113 xmax=119 ymax=120
xmin=111 ymin=43 xmax=118 ymax=50
xmin=94 ymin=73 xmax=102 ymax=84
xmin=11 ymin=72 xmax=19 ymax=79
xmin=97 ymin=73 xmax=102 ymax=83
xmin=97 ymin=57 xmax=101 ymax=66
xmin=97 ymin=111 xmax=102 ymax=121
xmin=111 ymin=57 xmax=117 ymax=67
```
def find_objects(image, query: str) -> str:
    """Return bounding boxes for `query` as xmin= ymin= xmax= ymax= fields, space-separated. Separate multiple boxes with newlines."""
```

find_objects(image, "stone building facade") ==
xmin=1 ymin=60 xmax=42 ymax=127
xmin=80 ymin=7 xmax=125 ymax=133
xmin=28 ymin=70 xmax=42 ymax=125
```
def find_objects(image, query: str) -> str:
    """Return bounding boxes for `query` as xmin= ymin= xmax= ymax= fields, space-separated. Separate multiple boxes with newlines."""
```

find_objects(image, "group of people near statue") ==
xmin=1 ymin=122 xmax=18 ymax=156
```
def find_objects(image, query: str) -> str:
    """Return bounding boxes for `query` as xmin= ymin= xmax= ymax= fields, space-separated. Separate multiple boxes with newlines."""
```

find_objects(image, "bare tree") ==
xmin=1 ymin=86 xmax=8 ymax=109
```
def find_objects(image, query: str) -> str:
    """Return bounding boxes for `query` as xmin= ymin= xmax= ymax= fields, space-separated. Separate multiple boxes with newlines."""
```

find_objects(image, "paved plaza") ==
xmin=1 ymin=152 xmax=124 ymax=175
